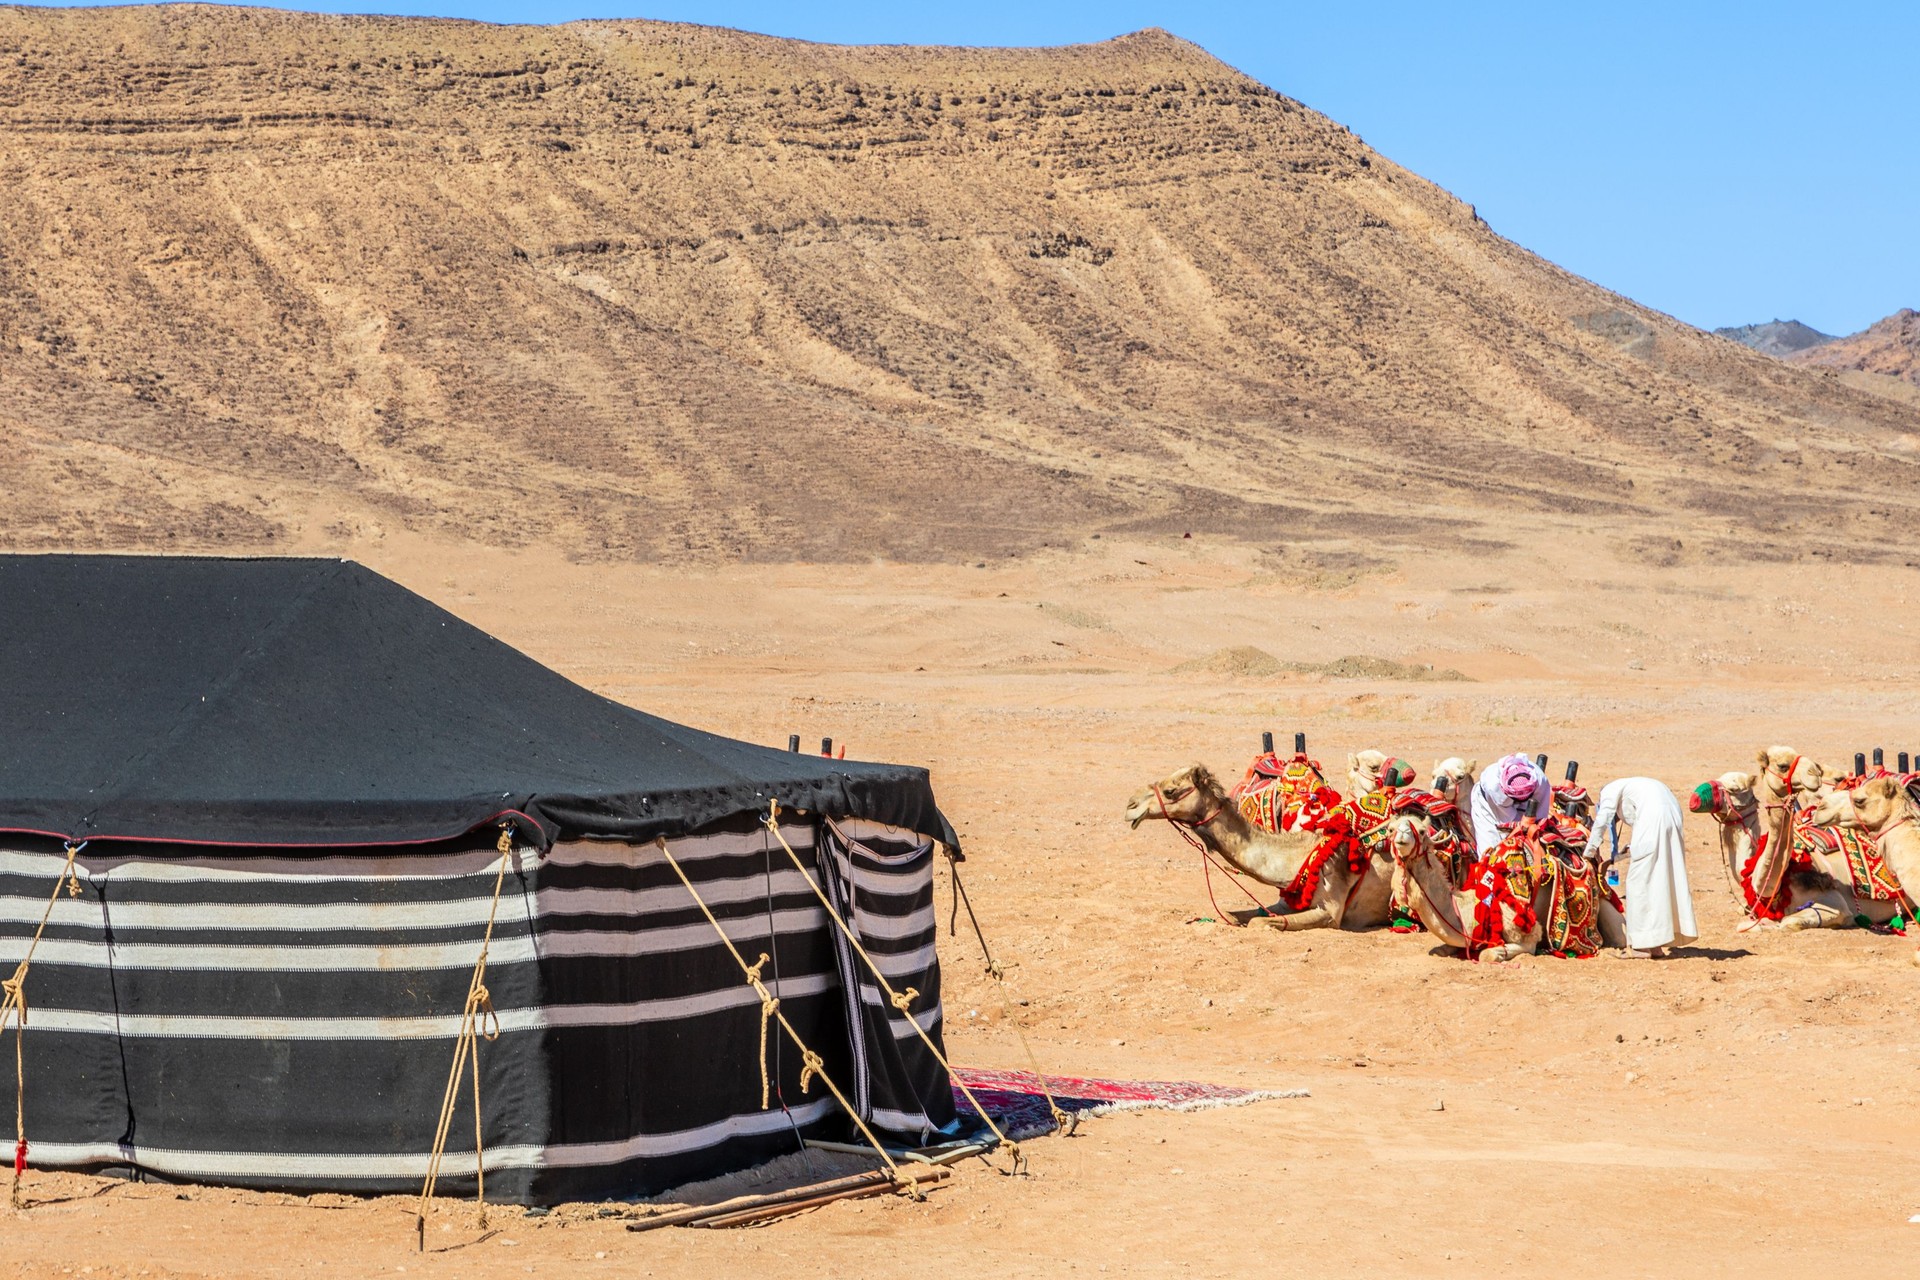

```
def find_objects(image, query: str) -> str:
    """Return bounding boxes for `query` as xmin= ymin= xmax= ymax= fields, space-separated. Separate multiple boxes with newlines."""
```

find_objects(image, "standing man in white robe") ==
xmin=1585 ymin=776 xmax=1698 ymax=958
xmin=1469 ymin=753 xmax=1552 ymax=853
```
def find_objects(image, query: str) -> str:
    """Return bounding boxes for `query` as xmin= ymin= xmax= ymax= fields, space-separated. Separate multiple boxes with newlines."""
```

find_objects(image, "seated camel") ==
xmin=1388 ymin=809 xmax=1627 ymax=961
xmin=1125 ymin=763 xmax=1394 ymax=930
xmin=1429 ymin=758 xmax=1478 ymax=806
xmin=1347 ymin=750 xmax=1417 ymax=797
xmin=1735 ymin=748 xmax=1909 ymax=930
xmin=1692 ymin=770 xmax=1898 ymax=931
xmin=1848 ymin=777 xmax=1920 ymax=926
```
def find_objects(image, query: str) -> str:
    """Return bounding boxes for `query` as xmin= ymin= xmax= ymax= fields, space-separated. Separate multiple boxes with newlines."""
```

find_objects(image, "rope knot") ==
xmin=889 ymin=986 xmax=918 ymax=1013
xmin=1 ymin=973 xmax=25 ymax=1027
xmin=798 ymin=1049 xmax=825 ymax=1094
xmin=468 ymin=984 xmax=500 ymax=1042
xmin=745 ymin=953 xmax=781 ymax=1110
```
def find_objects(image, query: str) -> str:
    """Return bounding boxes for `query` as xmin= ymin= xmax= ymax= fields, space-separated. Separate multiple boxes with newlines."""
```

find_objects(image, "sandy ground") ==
xmin=8 ymin=532 xmax=1920 ymax=1278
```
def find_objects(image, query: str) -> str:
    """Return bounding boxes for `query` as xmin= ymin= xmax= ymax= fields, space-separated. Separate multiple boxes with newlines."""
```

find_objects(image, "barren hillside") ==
xmin=1 ymin=5 xmax=1916 ymax=562
xmin=1791 ymin=308 xmax=1920 ymax=386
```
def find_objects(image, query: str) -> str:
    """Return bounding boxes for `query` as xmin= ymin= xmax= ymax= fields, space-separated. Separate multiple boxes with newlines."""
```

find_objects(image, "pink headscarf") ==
xmin=1498 ymin=755 xmax=1539 ymax=801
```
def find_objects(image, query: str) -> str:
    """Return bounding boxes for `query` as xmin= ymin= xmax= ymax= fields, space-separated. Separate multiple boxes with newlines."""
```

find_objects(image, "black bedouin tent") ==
xmin=0 ymin=555 xmax=960 ymax=1202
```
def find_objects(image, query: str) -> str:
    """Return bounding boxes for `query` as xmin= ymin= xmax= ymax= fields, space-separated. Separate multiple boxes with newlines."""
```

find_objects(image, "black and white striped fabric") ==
xmin=0 ymin=813 xmax=954 ymax=1202
xmin=819 ymin=818 xmax=957 ymax=1142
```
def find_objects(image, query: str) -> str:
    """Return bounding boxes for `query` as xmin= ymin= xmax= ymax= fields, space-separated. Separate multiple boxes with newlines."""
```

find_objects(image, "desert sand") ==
xmin=6 ymin=531 xmax=1920 ymax=1277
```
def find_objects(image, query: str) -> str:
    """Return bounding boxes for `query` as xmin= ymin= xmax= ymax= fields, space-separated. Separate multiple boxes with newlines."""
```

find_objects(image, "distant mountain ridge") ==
xmin=1789 ymin=309 xmax=1920 ymax=387
xmin=1713 ymin=319 xmax=1836 ymax=358
xmin=2 ymin=6 xmax=1918 ymax=564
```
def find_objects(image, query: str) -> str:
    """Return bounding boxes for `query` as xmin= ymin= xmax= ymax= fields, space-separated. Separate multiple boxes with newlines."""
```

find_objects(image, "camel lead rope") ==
xmin=4 ymin=841 xmax=81 ymax=1211
xmin=416 ymin=826 xmax=513 ymax=1250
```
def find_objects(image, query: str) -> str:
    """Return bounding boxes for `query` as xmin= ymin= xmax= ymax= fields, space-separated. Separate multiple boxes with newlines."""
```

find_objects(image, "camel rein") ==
xmin=1153 ymin=785 xmax=1272 ymax=924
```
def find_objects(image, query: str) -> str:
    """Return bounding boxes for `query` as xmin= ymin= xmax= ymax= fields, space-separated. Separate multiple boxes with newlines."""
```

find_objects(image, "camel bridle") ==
xmin=1388 ymin=815 xmax=1433 ymax=868
xmin=1153 ymin=782 xmax=1226 ymax=834
xmin=1761 ymin=755 xmax=1808 ymax=819
xmin=1150 ymin=781 xmax=1270 ymax=924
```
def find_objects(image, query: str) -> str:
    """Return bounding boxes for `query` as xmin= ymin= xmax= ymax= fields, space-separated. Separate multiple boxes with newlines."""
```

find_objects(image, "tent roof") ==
xmin=0 ymin=555 xmax=956 ymax=851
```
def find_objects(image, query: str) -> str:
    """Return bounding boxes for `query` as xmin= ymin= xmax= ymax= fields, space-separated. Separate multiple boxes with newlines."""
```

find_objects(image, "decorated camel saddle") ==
xmin=1232 ymin=750 xmax=1341 ymax=834
xmin=1790 ymin=774 xmax=1904 ymax=905
xmin=1551 ymin=782 xmax=1594 ymax=841
xmin=1466 ymin=816 xmax=1614 ymax=959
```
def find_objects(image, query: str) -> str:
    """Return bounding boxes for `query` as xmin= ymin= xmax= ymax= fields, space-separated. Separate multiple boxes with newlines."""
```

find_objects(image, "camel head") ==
xmin=1349 ymin=750 xmax=1417 ymax=796
xmin=1431 ymin=757 xmax=1478 ymax=804
xmin=1753 ymin=746 xmax=1827 ymax=801
xmin=1688 ymin=771 xmax=1757 ymax=818
xmin=1807 ymin=786 xmax=1859 ymax=828
xmin=1124 ymin=763 xmax=1229 ymax=830
xmin=1849 ymin=776 xmax=1916 ymax=834
xmin=1387 ymin=814 xmax=1428 ymax=866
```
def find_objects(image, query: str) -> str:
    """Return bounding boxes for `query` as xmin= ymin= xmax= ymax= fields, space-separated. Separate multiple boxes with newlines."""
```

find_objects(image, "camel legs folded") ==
xmin=1597 ymin=899 xmax=1629 ymax=948
xmin=1779 ymin=899 xmax=1850 ymax=930
xmin=1254 ymin=906 xmax=1334 ymax=931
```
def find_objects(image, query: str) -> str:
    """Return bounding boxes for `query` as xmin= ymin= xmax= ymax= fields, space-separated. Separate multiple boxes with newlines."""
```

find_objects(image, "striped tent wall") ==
xmin=0 ymin=813 xmax=955 ymax=1203
xmin=820 ymin=818 xmax=955 ymax=1140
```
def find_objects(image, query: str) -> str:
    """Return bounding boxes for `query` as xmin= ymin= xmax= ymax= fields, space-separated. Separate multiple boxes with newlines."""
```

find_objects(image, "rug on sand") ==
xmin=949 ymin=1067 xmax=1309 ymax=1141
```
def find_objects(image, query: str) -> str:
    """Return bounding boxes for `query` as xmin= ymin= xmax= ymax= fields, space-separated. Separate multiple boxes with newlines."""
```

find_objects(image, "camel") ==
xmin=1429 ymin=758 xmax=1478 ymax=807
xmin=1740 ymin=748 xmax=1906 ymax=930
xmin=1848 ymin=777 xmax=1920 ymax=922
xmin=1805 ymin=787 xmax=1859 ymax=827
xmin=1125 ymin=763 xmax=1394 ymax=930
xmin=1348 ymin=750 xmax=1416 ymax=797
xmin=1388 ymin=810 xmax=1627 ymax=961
xmin=1693 ymin=771 xmax=1770 ymax=925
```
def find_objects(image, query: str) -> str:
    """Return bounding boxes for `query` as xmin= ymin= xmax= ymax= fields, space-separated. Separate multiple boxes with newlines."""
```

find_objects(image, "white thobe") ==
xmin=1468 ymin=755 xmax=1551 ymax=853
xmin=1585 ymin=777 xmax=1698 ymax=951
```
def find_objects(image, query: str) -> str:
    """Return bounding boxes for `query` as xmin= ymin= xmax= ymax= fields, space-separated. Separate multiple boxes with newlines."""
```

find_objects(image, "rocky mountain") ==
xmin=2 ymin=5 xmax=1917 ymax=564
xmin=1790 ymin=309 xmax=1920 ymax=386
xmin=1712 ymin=319 xmax=1835 ymax=358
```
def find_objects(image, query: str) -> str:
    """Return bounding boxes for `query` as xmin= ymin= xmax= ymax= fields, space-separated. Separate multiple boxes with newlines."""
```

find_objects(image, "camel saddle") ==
xmin=1466 ymin=816 xmax=1607 ymax=959
xmin=1792 ymin=810 xmax=1902 ymax=903
xmin=1233 ymin=751 xmax=1340 ymax=834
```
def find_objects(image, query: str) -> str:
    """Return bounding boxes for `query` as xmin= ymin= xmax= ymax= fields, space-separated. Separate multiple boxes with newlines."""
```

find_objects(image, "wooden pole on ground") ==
xmin=624 ymin=1166 xmax=948 ymax=1233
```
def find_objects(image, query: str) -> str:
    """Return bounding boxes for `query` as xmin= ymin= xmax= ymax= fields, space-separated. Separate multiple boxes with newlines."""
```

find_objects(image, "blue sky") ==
xmin=36 ymin=1 xmax=1919 ymax=335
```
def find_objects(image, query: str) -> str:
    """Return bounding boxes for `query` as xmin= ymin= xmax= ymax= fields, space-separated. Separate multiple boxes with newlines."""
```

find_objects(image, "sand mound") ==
xmin=1172 ymin=647 xmax=1466 ymax=681
xmin=1172 ymin=645 xmax=1286 ymax=677
xmin=1297 ymin=655 xmax=1470 ymax=682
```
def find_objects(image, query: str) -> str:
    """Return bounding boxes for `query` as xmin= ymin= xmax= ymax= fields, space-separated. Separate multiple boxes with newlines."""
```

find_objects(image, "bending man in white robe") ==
xmin=1584 ymin=776 xmax=1698 ymax=958
xmin=1469 ymin=753 xmax=1552 ymax=853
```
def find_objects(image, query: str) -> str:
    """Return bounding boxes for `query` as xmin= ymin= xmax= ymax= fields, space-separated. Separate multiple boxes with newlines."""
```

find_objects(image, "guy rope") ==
xmin=765 ymin=804 xmax=1041 ymax=1169
xmin=415 ymin=825 xmax=514 ymax=1250
xmin=936 ymin=825 xmax=1074 ymax=1139
xmin=2 ymin=841 xmax=82 ymax=1210
xmin=650 ymin=834 xmax=913 ymax=1194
